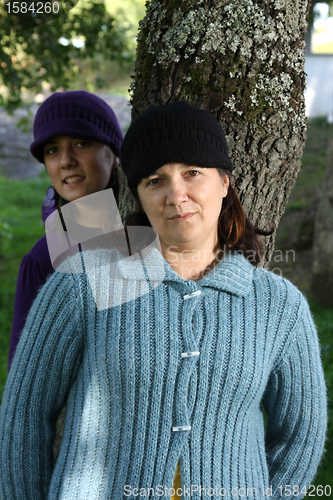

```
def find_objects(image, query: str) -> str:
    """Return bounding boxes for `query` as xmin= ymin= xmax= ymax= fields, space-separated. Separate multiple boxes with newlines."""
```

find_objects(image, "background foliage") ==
xmin=1 ymin=1 xmax=333 ymax=111
xmin=0 ymin=0 xmax=146 ymax=111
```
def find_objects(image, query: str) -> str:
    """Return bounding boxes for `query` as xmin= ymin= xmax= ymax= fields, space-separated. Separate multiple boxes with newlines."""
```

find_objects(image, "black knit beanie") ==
xmin=120 ymin=101 xmax=233 ymax=190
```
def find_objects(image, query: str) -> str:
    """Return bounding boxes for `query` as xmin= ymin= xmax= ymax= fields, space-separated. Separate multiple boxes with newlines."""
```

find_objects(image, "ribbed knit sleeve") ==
xmin=262 ymin=295 xmax=327 ymax=500
xmin=0 ymin=269 xmax=84 ymax=500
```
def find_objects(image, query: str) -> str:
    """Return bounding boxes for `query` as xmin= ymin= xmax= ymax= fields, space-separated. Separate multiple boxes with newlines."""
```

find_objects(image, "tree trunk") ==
xmin=311 ymin=131 xmax=333 ymax=306
xmin=119 ymin=0 xmax=311 ymax=265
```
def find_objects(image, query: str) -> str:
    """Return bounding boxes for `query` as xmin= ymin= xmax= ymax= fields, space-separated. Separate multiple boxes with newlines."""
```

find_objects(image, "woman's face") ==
xmin=43 ymin=135 xmax=115 ymax=202
xmin=137 ymin=163 xmax=229 ymax=253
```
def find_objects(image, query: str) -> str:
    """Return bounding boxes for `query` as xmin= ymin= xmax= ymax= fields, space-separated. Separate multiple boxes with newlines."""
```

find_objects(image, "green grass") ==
xmin=0 ymin=171 xmax=49 ymax=392
xmin=308 ymin=301 xmax=333 ymax=490
xmin=288 ymin=198 xmax=308 ymax=210
xmin=292 ymin=118 xmax=333 ymax=195
xmin=273 ymin=118 xmax=333 ymax=251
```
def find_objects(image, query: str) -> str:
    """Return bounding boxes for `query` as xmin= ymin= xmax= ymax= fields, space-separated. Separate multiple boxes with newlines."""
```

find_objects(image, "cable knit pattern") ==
xmin=0 ymin=250 xmax=327 ymax=500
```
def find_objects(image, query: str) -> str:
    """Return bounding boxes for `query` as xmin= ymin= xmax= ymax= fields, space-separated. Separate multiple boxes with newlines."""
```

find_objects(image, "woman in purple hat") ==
xmin=7 ymin=90 xmax=123 ymax=371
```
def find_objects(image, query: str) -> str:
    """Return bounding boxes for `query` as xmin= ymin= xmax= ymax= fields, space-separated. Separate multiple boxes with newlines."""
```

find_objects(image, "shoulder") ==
xmin=252 ymin=264 xmax=313 ymax=341
xmin=252 ymin=265 xmax=309 ymax=327
xmin=253 ymin=265 xmax=304 ymax=304
xmin=23 ymin=234 xmax=51 ymax=266
xmin=31 ymin=254 xmax=85 ymax=318
xmin=54 ymin=247 xmax=125 ymax=287
xmin=205 ymin=252 xmax=303 ymax=304
xmin=248 ymin=263 xmax=318 ymax=371
xmin=17 ymin=235 xmax=53 ymax=291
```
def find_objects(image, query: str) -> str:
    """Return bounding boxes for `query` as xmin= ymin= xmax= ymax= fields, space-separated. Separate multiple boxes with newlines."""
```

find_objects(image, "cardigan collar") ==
xmin=117 ymin=246 xmax=255 ymax=297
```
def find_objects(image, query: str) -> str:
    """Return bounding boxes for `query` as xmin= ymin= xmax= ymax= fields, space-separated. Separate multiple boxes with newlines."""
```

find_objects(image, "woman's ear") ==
xmin=136 ymin=181 xmax=146 ymax=213
xmin=138 ymin=197 xmax=145 ymax=213
xmin=222 ymin=175 xmax=229 ymax=198
xmin=110 ymin=150 xmax=119 ymax=170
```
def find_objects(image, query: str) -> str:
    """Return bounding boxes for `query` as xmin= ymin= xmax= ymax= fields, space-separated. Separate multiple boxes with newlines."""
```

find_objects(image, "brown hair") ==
xmin=125 ymin=169 xmax=272 ymax=267
xmin=216 ymin=170 xmax=270 ymax=265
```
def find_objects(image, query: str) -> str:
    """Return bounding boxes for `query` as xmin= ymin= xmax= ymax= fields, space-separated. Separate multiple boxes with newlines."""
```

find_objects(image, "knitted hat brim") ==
xmin=30 ymin=118 xmax=122 ymax=163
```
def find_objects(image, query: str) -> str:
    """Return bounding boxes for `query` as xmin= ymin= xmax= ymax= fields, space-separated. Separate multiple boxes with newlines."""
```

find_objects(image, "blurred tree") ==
xmin=305 ymin=1 xmax=333 ymax=51
xmin=120 ymin=0 xmax=312 ymax=263
xmin=105 ymin=0 xmax=146 ymax=53
xmin=0 ymin=0 xmax=132 ymax=112
xmin=312 ymin=0 xmax=333 ymax=17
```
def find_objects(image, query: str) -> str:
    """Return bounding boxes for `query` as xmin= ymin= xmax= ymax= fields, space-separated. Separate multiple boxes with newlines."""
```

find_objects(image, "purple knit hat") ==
xmin=30 ymin=90 xmax=123 ymax=163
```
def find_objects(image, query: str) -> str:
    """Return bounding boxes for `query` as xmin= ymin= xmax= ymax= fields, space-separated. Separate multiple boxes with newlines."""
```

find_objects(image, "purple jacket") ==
xmin=8 ymin=234 xmax=54 ymax=371
xmin=8 ymin=202 xmax=56 ymax=371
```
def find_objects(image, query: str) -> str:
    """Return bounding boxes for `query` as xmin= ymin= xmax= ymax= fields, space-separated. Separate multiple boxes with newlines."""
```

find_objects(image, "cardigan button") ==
xmin=172 ymin=425 xmax=191 ymax=432
xmin=181 ymin=351 xmax=200 ymax=358
xmin=183 ymin=290 xmax=201 ymax=300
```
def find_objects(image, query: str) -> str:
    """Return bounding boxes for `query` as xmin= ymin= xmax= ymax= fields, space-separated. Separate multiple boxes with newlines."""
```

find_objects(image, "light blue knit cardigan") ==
xmin=0 ymin=249 xmax=327 ymax=500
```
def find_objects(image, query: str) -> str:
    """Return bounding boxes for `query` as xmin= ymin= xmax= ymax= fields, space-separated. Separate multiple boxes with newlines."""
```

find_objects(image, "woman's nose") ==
xmin=60 ymin=146 xmax=76 ymax=169
xmin=166 ymin=180 xmax=188 ymax=205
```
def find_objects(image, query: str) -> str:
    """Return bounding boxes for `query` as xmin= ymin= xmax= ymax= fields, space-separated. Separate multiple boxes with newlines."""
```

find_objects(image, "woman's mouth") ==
xmin=64 ymin=176 xmax=86 ymax=185
xmin=170 ymin=213 xmax=195 ymax=221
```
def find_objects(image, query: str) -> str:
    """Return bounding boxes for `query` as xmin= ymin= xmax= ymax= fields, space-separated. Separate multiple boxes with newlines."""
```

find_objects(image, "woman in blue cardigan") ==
xmin=0 ymin=101 xmax=327 ymax=500
xmin=7 ymin=90 xmax=123 ymax=370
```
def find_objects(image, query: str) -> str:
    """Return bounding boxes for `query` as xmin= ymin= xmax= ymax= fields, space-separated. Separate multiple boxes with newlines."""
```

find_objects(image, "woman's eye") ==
xmin=45 ymin=147 xmax=58 ymax=155
xmin=187 ymin=170 xmax=200 ymax=176
xmin=147 ymin=178 xmax=160 ymax=186
xmin=77 ymin=141 xmax=90 ymax=147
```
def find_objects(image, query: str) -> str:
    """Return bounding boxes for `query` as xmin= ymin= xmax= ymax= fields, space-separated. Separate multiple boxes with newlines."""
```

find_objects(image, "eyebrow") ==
xmin=43 ymin=141 xmax=57 ymax=149
xmin=145 ymin=172 xmax=160 ymax=179
xmin=145 ymin=165 xmax=203 ymax=179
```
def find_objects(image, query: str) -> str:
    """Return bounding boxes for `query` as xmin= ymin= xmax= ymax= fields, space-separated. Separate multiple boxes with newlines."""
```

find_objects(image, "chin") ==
xmin=61 ymin=193 xmax=76 ymax=202
xmin=63 ymin=188 xmax=86 ymax=201
xmin=170 ymin=237 xmax=197 ymax=247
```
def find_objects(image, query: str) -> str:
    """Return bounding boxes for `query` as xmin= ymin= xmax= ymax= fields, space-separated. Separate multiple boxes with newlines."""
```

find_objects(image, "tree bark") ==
xmin=120 ymin=0 xmax=311 ymax=264
xmin=311 ymin=131 xmax=333 ymax=307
